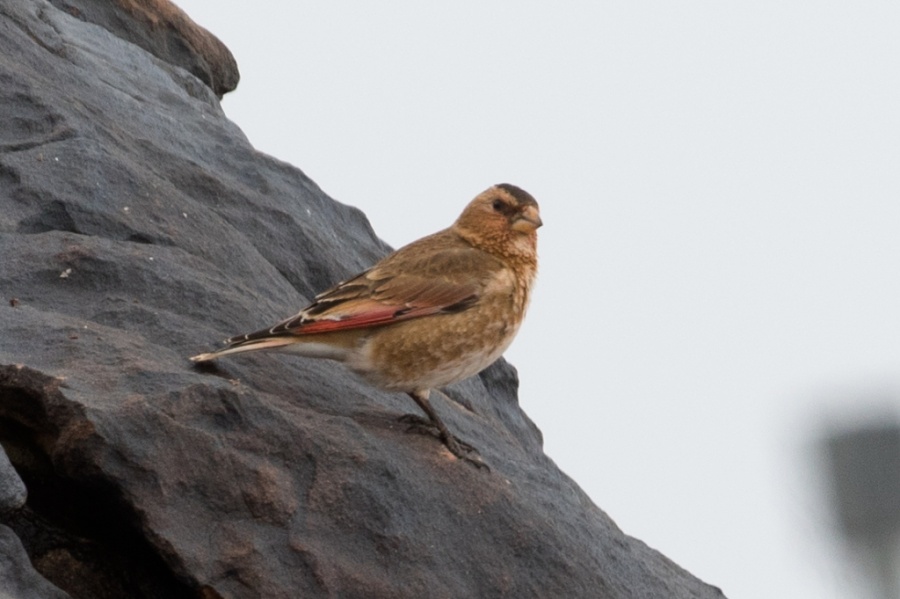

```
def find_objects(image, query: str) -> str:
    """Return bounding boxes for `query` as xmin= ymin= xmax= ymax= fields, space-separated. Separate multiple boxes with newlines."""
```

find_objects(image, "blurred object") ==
xmin=823 ymin=420 xmax=900 ymax=599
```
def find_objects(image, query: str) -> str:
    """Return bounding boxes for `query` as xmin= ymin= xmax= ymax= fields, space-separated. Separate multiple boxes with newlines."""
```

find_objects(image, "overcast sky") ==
xmin=173 ymin=3 xmax=900 ymax=597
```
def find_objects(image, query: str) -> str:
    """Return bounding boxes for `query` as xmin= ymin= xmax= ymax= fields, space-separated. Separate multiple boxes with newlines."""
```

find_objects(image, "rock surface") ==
xmin=0 ymin=525 xmax=71 ymax=599
xmin=0 ymin=445 xmax=27 ymax=511
xmin=47 ymin=0 xmax=239 ymax=97
xmin=0 ymin=1 xmax=726 ymax=598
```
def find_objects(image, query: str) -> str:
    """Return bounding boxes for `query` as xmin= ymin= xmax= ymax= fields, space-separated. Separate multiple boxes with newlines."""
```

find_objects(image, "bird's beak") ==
xmin=511 ymin=205 xmax=543 ymax=232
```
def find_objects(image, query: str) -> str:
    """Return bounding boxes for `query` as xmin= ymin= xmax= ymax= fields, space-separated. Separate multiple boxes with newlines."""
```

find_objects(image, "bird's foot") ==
xmin=398 ymin=413 xmax=444 ymax=437
xmin=444 ymin=436 xmax=488 ymax=470
xmin=397 ymin=414 xmax=488 ymax=469
xmin=398 ymin=414 xmax=476 ymax=449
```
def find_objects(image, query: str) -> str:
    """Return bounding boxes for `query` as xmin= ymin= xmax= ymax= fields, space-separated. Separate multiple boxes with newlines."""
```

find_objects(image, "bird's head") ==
xmin=454 ymin=183 xmax=542 ymax=257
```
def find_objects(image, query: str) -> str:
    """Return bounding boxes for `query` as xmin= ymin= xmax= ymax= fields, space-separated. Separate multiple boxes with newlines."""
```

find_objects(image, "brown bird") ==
xmin=191 ymin=183 xmax=541 ymax=467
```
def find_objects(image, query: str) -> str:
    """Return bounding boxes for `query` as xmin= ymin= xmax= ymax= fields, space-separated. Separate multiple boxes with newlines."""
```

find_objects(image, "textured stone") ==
xmin=0 ymin=1 xmax=725 ymax=598
xmin=0 ymin=524 xmax=70 ymax=599
xmin=46 ymin=0 xmax=239 ymax=97
xmin=0 ymin=446 xmax=26 ymax=511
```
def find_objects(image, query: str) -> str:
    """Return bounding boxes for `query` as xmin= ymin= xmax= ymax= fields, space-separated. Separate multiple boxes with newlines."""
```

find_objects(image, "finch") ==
xmin=191 ymin=183 xmax=541 ymax=467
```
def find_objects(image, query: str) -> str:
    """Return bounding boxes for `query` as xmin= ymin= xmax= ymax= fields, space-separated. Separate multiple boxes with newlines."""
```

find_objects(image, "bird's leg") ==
xmin=403 ymin=390 xmax=486 ymax=469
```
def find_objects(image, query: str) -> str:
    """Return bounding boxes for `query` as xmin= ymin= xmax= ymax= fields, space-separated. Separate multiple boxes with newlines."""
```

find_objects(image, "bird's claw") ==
xmin=397 ymin=414 xmax=488 ymax=469
xmin=398 ymin=413 xmax=444 ymax=436
xmin=398 ymin=414 xmax=475 ymax=451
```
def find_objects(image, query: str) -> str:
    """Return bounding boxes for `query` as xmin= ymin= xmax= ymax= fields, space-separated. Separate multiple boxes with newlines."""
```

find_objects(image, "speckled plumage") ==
xmin=191 ymin=183 xmax=541 ymax=466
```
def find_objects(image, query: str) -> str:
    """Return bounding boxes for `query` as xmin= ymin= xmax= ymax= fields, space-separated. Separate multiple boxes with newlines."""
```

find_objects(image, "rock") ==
xmin=0 ymin=445 xmax=27 ymax=511
xmin=0 ymin=1 xmax=726 ymax=598
xmin=0 ymin=524 xmax=71 ymax=599
xmin=46 ymin=0 xmax=239 ymax=97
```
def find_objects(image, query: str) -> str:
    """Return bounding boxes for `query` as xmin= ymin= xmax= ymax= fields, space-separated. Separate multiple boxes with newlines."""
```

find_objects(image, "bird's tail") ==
xmin=190 ymin=324 xmax=357 ymax=363
xmin=189 ymin=336 xmax=299 ymax=362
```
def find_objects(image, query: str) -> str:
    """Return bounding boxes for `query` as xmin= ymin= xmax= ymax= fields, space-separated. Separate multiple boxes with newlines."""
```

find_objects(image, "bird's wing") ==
xmin=232 ymin=243 xmax=500 ymax=342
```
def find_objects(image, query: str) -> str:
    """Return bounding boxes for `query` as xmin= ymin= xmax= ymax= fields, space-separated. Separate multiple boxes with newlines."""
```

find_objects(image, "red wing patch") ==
xmin=283 ymin=301 xmax=451 ymax=335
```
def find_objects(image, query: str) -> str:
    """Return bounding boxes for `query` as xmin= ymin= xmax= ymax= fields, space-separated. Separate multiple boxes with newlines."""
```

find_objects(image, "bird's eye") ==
xmin=492 ymin=199 xmax=505 ymax=212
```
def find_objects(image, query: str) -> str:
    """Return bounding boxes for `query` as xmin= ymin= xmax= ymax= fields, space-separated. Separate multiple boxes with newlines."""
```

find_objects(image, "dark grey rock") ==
xmin=0 ymin=1 xmax=726 ymax=598
xmin=0 ymin=524 xmax=70 ymax=599
xmin=46 ymin=0 xmax=239 ymax=97
xmin=0 ymin=446 xmax=26 ymax=511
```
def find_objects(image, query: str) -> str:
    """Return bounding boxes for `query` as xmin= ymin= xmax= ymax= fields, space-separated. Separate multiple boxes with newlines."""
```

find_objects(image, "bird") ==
xmin=191 ymin=183 xmax=541 ymax=467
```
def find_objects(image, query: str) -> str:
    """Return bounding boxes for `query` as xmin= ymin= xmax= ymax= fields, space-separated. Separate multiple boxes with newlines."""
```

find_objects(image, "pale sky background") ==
xmin=172 ymin=3 xmax=900 ymax=597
